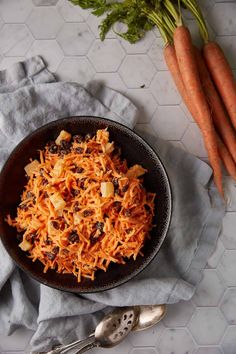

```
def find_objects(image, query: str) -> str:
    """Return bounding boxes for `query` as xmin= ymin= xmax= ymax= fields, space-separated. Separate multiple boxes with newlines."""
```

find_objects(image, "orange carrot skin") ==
xmin=164 ymin=44 xmax=199 ymax=120
xmin=217 ymin=136 xmax=236 ymax=181
xmin=195 ymin=47 xmax=236 ymax=164
xmin=203 ymin=41 xmax=236 ymax=130
xmin=173 ymin=27 xmax=223 ymax=196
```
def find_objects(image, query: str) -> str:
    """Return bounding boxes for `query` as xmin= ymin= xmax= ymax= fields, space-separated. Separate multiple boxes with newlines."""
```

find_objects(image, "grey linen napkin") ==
xmin=0 ymin=56 xmax=225 ymax=352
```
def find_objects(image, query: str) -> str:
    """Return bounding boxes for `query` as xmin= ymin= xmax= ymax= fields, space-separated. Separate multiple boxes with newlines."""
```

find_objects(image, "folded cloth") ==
xmin=0 ymin=56 xmax=225 ymax=352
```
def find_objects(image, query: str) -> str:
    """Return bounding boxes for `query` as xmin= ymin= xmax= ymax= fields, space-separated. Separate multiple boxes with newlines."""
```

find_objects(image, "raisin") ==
xmin=73 ymin=134 xmax=84 ymax=143
xmin=71 ymin=188 xmax=79 ymax=197
xmin=113 ymin=201 xmax=122 ymax=213
xmin=45 ymin=252 xmax=56 ymax=261
xmin=75 ymin=147 xmax=83 ymax=154
xmin=124 ymin=209 xmax=131 ymax=217
xmin=29 ymin=232 xmax=37 ymax=241
xmin=52 ymin=246 xmax=59 ymax=254
xmin=19 ymin=204 xmax=28 ymax=211
xmin=122 ymin=184 xmax=129 ymax=193
xmin=42 ymin=178 xmax=48 ymax=186
xmin=26 ymin=191 xmax=34 ymax=199
xmin=61 ymin=140 xmax=71 ymax=150
xmin=39 ymin=168 xmax=44 ymax=176
xmin=77 ymin=178 xmax=85 ymax=189
xmin=51 ymin=221 xmax=59 ymax=230
xmin=73 ymin=202 xmax=80 ymax=212
xmin=95 ymin=222 xmax=104 ymax=232
xmin=85 ymin=133 xmax=93 ymax=141
xmin=83 ymin=210 xmax=94 ymax=217
xmin=17 ymin=233 xmax=23 ymax=241
xmin=45 ymin=238 xmax=52 ymax=245
xmin=43 ymin=191 xmax=49 ymax=198
xmin=86 ymin=148 xmax=92 ymax=154
xmin=126 ymin=228 xmax=133 ymax=234
xmin=76 ymin=166 xmax=84 ymax=173
xmin=144 ymin=204 xmax=151 ymax=212
xmin=68 ymin=231 xmax=80 ymax=243
xmin=49 ymin=144 xmax=58 ymax=154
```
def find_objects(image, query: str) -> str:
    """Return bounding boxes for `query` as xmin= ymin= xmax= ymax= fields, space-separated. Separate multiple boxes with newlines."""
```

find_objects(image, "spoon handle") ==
xmin=45 ymin=334 xmax=95 ymax=354
xmin=74 ymin=341 xmax=99 ymax=354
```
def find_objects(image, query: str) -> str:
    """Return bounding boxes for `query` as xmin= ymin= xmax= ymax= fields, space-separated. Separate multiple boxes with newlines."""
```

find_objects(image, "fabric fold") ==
xmin=0 ymin=56 xmax=225 ymax=352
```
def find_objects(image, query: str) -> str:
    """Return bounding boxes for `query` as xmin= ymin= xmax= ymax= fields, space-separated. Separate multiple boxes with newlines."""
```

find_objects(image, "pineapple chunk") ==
xmin=49 ymin=192 xmax=66 ymax=211
xmin=104 ymin=142 xmax=114 ymax=154
xmin=24 ymin=160 xmax=40 ymax=177
xmin=55 ymin=130 xmax=71 ymax=146
xmin=101 ymin=182 xmax=114 ymax=198
xmin=19 ymin=239 xmax=32 ymax=251
xmin=74 ymin=213 xmax=81 ymax=225
xmin=126 ymin=164 xmax=146 ymax=178
xmin=52 ymin=160 xmax=64 ymax=178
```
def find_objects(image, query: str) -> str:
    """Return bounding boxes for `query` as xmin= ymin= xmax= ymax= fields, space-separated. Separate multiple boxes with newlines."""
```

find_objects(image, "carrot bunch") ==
xmin=69 ymin=0 xmax=236 ymax=197
xmin=159 ymin=0 xmax=236 ymax=197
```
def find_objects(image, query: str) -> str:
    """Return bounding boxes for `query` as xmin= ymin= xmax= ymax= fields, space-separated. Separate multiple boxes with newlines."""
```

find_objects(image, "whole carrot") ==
xmin=203 ymin=42 xmax=236 ymax=131
xmin=217 ymin=136 xmax=236 ymax=181
xmin=173 ymin=26 xmax=223 ymax=196
xmin=164 ymin=43 xmax=236 ymax=184
xmin=194 ymin=47 xmax=236 ymax=164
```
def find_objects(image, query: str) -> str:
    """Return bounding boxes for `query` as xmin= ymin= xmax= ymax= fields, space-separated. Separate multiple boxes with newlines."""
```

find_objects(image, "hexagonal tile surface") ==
xmin=92 ymin=73 xmax=126 ymax=93
xmin=221 ymin=326 xmax=236 ymax=354
xmin=182 ymin=123 xmax=208 ymax=158
xmin=220 ymin=213 xmax=236 ymax=249
xmin=0 ymin=328 xmax=34 ymax=351
xmin=94 ymin=338 xmax=132 ymax=354
xmin=192 ymin=269 xmax=225 ymax=307
xmin=196 ymin=348 xmax=223 ymax=354
xmin=220 ymin=289 xmax=236 ymax=325
xmin=56 ymin=57 xmax=95 ymax=85
xmin=216 ymin=36 xmax=236 ymax=70
xmin=129 ymin=322 xmax=165 ymax=347
xmin=218 ymin=250 xmax=236 ymax=286
xmin=26 ymin=40 xmax=64 ymax=72
xmin=33 ymin=0 xmax=59 ymax=4
xmin=0 ymin=56 xmax=25 ymax=70
xmin=188 ymin=308 xmax=227 ymax=345
xmin=148 ymin=37 xmax=167 ymax=71
xmin=157 ymin=329 xmax=196 ymax=354
xmin=130 ymin=349 xmax=158 ymax=354
xmin=126 ymin=89 xmax=157 ymax=123
xmin=57 ymin=0 xmax=89 ymax=22
xmin=206 ymin=239 xmax=225 ymax=269
xmin=57 ymin=23 xmax=94 ymax=55
xmin=0 ymin=0 xmax=33 ymax=23
xmin=209 ymin=3 xmax=236 ymax=36
xmin=151 ymin=106 xmax=189 ymax=140
xmin=225 ymin=178 xmax=236 ymax=212
xmin=119 ymin=31 xmax=155 ymax=54
xmin=119 ymin=55 xmax=155 ymax=88
xmin=0 ymin=24 xmax=33 ymax=56
xmin=150 ymin=71 xmax=181 ymax=105
xmin=89 ymin=40 xmax=125 ymax=73
xmin=26 ymin=7 xmax=63 ymax=39
xmin=163 ymin=300 xmax=195 ymax=328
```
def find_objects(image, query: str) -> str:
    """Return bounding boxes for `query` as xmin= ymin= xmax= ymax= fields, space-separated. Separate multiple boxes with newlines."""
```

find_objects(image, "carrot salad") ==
xmin=6 ymin=129 xmax=156 ymax=282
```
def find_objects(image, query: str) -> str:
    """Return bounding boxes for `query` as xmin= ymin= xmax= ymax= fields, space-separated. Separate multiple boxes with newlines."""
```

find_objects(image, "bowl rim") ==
xmin=0 ymin=115 xmax=172 ymax=293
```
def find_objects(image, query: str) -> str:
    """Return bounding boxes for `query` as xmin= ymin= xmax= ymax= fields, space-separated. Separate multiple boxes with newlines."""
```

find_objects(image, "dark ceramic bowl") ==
xmin=0 ymin=116 xmax=172 ymax=293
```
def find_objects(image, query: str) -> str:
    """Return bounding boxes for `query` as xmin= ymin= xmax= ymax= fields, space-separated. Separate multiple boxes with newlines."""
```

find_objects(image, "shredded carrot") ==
xmin=6 ymin=129 xmax=156 ymax=282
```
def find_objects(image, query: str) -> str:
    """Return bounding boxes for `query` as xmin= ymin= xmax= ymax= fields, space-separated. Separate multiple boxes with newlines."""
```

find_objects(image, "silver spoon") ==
xmin=45 ymin=306 xmax=140 ymax=354
xmin=44 ymin=304 xmax=166 ymax=354
xmin=74 ymin=304 xmax=167 ymax=354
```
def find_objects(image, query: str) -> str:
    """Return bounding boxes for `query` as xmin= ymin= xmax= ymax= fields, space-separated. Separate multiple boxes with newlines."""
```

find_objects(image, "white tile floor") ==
xmin=0 ymin=0 xmax=236 ymax=353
